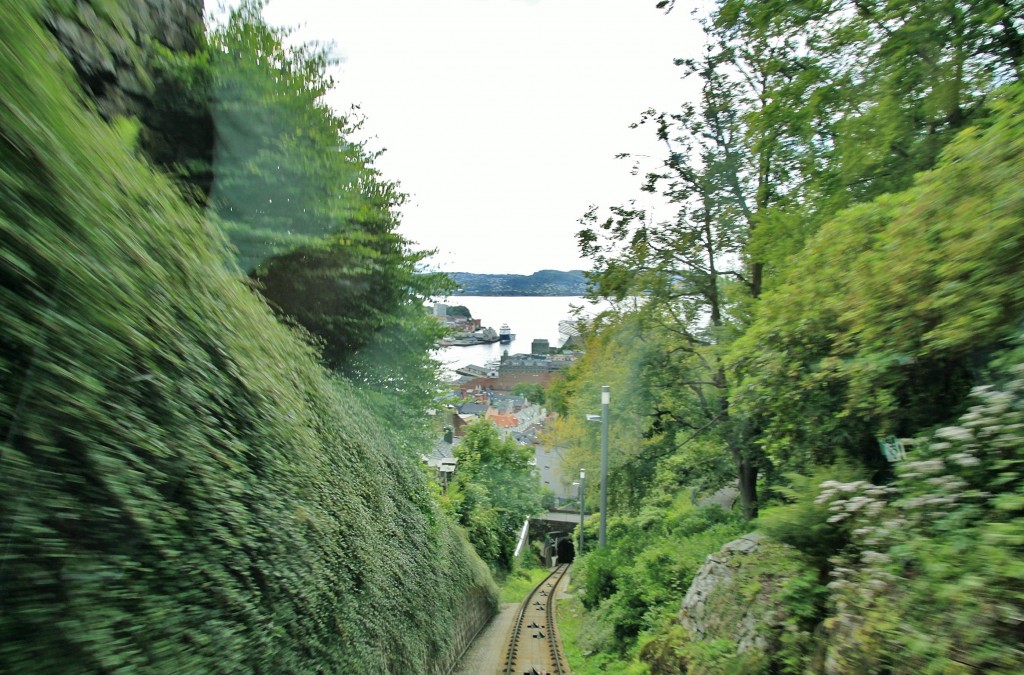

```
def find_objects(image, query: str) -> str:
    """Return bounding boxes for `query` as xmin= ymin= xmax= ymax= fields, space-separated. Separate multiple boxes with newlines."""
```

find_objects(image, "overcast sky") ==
xmin=255 ymin=0 xmax=706 ymax=274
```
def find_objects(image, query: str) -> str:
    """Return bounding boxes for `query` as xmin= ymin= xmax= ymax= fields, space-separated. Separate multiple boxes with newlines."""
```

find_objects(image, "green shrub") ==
xmin=757 ymin=467 xmax=863 ymax=571
xmin=821 ymin=368 xmax=1024 ymax=673
xmin=577 ymin=546 xmax=620 ymax=610
xmin=640 ymin=627 xmax=769 ymax=675
xmin=573 ymin=500 xmax=744 ymax=656
xmin=443 ymin=420 xmax=543 ymax=573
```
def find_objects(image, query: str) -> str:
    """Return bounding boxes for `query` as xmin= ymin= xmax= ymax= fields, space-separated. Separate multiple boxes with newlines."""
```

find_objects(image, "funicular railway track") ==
xmin=502 ymin=563 xmax=570 ymax=675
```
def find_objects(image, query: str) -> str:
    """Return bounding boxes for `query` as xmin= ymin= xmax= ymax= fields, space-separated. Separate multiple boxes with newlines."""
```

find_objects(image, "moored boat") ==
xmin=558 ymin=319 xmax=581 ymax=338
xmin=439 ymin=326 xmax=500 ymax=347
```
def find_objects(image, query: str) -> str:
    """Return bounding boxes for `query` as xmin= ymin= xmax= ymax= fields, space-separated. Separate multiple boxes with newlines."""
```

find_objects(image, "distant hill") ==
xmin=450 ymin=269 xmax=588 ymax=296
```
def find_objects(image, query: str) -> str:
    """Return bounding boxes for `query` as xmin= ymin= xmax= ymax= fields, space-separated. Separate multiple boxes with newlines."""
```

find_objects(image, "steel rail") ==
xmin=502 ymin=563 xmax=570 ymax=675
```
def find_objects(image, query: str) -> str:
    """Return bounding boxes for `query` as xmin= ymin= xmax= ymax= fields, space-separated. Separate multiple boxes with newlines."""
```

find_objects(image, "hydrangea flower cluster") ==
xmin=816 ymin=367 xmax=1024 ymax=673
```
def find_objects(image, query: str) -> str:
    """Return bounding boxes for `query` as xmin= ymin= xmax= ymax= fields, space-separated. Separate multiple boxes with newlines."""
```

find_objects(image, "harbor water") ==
xmin=432 ymin=295 xmax=600 ymax=375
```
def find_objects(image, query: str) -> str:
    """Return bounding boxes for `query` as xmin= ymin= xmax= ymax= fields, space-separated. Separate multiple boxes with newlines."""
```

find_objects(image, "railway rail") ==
xmin=502 ymin=563 xmax=571 ymax=675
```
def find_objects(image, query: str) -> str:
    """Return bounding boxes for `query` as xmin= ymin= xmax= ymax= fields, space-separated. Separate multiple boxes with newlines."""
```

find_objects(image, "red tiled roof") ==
xmin=489 ymin=413 xmax=518 ymax=428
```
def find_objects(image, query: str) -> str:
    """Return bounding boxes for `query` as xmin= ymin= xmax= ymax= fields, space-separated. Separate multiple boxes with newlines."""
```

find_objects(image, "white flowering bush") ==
xmin=818 ymin=368 xmax=1024 ymax=673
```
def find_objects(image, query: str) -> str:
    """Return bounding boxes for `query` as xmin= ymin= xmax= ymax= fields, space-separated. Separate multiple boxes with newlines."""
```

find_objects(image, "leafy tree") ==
xmin=140 ymin=35 xmax=216 ymax=201
xmin=251 ymin=231 xmax=450 ymax=383
xmin=511 ymin=382 xmax=545 ymax=405
xmin=208 ymin=1 xmax=348 ymax=268
xmin=562 ymin=0 xmax=1024 ymax=669
xmin=544 ymin=314 xmax=672 ymax=513
xmin=731 ymin=82 xmax=1024 ymax=473
xmin=545 ymin=358 xmax=580 ymax=417
xmin=447 ymin=304 xmax=472 ymax=319
xmin=444 ymin=420 xmax=543 ymax=572
xmin=713 ymin=0 xmax=1024 ymax=277
xmin=577 ymin=46 xmax=767 ymax=516
xmin=203 ymin=2 xmax=454 ymax=400
xmin=580 ymin=0 xmax=1024 ymax=518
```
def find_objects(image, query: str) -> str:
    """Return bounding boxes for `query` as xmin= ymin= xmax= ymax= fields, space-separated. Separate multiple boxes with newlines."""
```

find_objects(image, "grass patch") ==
xmin=557 ymin=592 xmax=649 ymax=675
xmin=499 ymin=565 xmax=552 ymax=604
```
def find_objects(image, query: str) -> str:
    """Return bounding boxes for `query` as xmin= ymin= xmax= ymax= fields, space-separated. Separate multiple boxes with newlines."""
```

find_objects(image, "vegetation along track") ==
xmin=502 ymin=564 xmax=570 ymax=675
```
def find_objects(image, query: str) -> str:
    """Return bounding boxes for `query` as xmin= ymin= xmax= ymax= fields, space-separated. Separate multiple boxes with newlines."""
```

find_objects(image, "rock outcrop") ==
xmin=44 ymin=0 xmax=202 ymax=119
xmin=43 ymin=0 xmax=212 ymax=194
xmin=670 ymin=532 xmax=820 ymax=672
xmin=679 ymin=533 xmax=778 ymax=654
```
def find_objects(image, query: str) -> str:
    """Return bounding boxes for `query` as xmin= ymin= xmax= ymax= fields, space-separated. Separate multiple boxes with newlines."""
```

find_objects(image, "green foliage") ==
xmin=635 ymin=623 xmax=689 ymax=675
xmin=582 ymin=0 xmax=1024 ymax=524
xmin=141 ymin=36 xmax=214 ymax=198
xmin=577 ymin=15 xmax=801 ymax=516
xmin=204 ymin=2 xmax=455 ymax=391
xmin=757 ymin=468 xmax=863 ymax=570
xmin=650 ymin=438 xmax=736 ymax=501
xmin=341 ymin=304 xmax=450 ymax=438
xmin=545 ymin=314 xmax=679 ymax=512
xmin=544 ymin=359 xmax=579 ymax=417
xmin=715 ymin=0 xmax=1024 ymax=285
xmin=820 ymin=369 xmax=1024 ymax=672
xmin=574 ymin=499 xmax=744 ymax=654
xmin=772 ymin=569 xmax=830 ymax=673
xmin=732 ymin=83 xmax=1024 ymax=473
xmin=557 ymin=595 xmax=650 ymax=675
xmin=510 ymin=381 xmax=545 ymax=406
xmin=565 ymin=0 xmax=1024 ymax=671
xmin=207 ymin=0 xmax=352 ymax=268
xmin=640 ymin=627 xmax=768 ymax=675
xmin=443 ymin=420 xmax=543 ymax=572
xmin=254 ymin=236 xmax=451 ymax=402
xmin=0 ymin=4 xmax=494 ymax=671
xmin=638 ymin=537 xmax=824 ymax=675
xmin=447 ymin=304 xmax=471 ymax=318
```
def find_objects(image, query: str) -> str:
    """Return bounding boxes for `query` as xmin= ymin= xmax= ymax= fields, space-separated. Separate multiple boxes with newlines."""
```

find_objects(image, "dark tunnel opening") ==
xmin=556 ymin=537 xmax=575 ymax=564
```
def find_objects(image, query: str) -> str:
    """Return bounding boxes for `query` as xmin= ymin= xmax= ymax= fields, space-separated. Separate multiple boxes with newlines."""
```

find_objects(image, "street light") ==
xmin=585 ymin=385 xmax=610 ymax=547
xmin=600 ymin=385 xmax=609 ymax=547
xmin=572 ymin=468 xmax=585 ymax=556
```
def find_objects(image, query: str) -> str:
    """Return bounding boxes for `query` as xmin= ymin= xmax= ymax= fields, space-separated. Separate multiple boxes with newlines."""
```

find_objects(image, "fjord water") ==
xmin=433 ymin=295 xmax=597 ymax=374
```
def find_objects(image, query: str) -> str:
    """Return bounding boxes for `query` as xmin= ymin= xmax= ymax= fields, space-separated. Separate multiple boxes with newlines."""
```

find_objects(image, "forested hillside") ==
xmin=0 ymin=1 xmax=495 ymax=672
xmin=553 ymin=0 xmax=1024 ymax=672
xmin=451 ymin=269 xmax=587 ymax=296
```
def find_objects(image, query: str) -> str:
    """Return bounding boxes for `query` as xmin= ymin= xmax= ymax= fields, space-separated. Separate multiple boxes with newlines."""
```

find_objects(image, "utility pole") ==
xmin=600 ymin=385 xmax=609 ymax=547
xmin=577 ymin=468 xmax=585 ymax=556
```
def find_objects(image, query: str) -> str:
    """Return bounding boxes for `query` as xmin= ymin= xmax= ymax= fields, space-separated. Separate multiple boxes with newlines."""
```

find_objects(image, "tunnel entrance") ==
xmin=531 ymin=513 xmax=581 ymax=566
xmin=556 ymin=537 xmax=575 ymax=564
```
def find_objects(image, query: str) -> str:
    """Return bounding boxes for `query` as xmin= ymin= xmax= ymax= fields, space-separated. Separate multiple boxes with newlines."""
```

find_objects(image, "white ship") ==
xmin=558 ymin=319 xmax=581 ymax=338
xmin=439 ymin=326 xmax=500 ymax=347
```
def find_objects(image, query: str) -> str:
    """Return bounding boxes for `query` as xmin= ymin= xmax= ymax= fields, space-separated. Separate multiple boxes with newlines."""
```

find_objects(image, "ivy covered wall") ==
xmin=0 ymin=2 xmax=495 ymax=672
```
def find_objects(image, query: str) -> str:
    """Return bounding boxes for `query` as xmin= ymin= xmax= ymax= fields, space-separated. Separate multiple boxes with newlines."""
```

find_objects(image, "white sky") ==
xmin=257 ymin=0 xmax=706 ymax=274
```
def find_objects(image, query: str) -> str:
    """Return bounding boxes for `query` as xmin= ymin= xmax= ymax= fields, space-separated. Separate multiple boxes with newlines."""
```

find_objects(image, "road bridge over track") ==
xmin=530 ymin=511 xmax=584 ymax=565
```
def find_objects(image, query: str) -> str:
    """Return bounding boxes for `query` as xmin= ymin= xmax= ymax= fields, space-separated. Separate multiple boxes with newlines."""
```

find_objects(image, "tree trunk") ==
xmin=719 ymin=368 xmax=758 ymax=519
xmin=731 ymin=445 xmax=758 ymax=519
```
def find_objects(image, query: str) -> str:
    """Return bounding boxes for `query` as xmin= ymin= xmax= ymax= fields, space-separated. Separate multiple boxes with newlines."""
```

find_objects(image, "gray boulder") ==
xmin=667 ymin=532 xmax=821 ymax=673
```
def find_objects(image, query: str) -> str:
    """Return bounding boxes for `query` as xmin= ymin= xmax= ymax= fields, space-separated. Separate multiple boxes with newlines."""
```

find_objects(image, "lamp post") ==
xmin=599 ymin=385 xmax=609 ymax=547
xmin=585 ymin=385 xmax=611 ymax=548
xmin=573 ymin=468 xmax=585 ymax=556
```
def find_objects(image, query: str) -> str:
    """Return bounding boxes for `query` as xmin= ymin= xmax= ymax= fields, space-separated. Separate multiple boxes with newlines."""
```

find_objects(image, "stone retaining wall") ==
xmin=436 ymin=586 xmax=497 ymax=674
